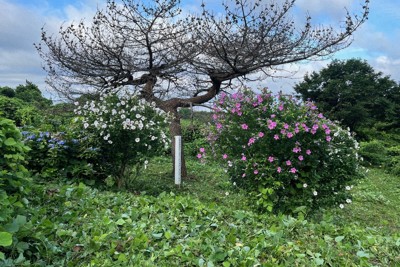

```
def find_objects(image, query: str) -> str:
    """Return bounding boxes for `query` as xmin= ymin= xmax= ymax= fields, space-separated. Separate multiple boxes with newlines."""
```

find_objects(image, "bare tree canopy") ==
xmin=36 ymin=0 xmax=369 ymax=176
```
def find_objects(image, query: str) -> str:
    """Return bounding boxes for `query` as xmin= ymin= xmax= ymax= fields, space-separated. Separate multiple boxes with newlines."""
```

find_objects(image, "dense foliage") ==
xmin=294 ymin=59 xmax=400 ymax=135
xmin=1 ymin=178 xmax=398 ymax=266
xmin=206 ymin=89 xmax=363 ymax=214
xmin=0 ymin=118 xmax=32 ymax=262
xmin=0 ymin=96 xmax=42 ymax=127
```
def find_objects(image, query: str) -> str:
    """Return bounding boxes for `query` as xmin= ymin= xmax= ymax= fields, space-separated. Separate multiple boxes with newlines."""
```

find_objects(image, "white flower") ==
xmin=84 ymin=122 xmax=89 ymax=129
xmin=108 ymin=140 xmax=113 ymax=144
xmin=313 ymin=191 xmax=318 ymax=196
xmin=225 ymin=192 xmax=229 ymax=196
xmin=346 ymin=199 xmax=352 ymax=203
xmin=303 ymin=183 xmax=308 ymax=188
xmin=339 ymin=204 xmax=344 ymax=209
xmin=74 ymin=101 xmax=79 ymax=106
xmin=121 ymin=114 xmax=126 ymax=119
xmin=345 ymin=186 xmax=351 ymax=191
xmin=135 ymin=138 xmax=140 ymax=143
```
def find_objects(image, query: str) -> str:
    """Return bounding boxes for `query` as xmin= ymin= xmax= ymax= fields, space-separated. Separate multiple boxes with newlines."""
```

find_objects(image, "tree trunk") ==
xmin=169 ymin=113 xmax=188 ymax=178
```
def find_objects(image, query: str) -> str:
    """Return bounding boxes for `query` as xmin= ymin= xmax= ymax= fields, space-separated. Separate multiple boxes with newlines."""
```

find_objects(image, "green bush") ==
xmin=359 ymin=140 xmax=388 ymax=166
xmin=205 ymin=88 xmax=363 ymax=214
xmin=0 ymin=96 xmax=42 ymax=127
xmin=0 ymin=118 xmax=33 ymax=262
xmin=181 ymin=120 xmax=209 ymax=157
xmin=22 ymin=126 xmax=99 ymax=181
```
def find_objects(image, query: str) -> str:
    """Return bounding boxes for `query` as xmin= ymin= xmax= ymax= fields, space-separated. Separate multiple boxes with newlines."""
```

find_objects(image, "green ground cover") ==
xmin=2 ymin=158 xmax=399 ymax=266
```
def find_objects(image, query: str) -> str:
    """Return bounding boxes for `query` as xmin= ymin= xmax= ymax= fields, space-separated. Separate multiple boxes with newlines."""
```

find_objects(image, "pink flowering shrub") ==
xmin=207 ymin=88 xmax=362 ymax=214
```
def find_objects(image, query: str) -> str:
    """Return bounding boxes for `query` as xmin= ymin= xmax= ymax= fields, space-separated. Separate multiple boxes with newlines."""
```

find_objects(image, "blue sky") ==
xmin=1 ymin=0 xmax=399 ymax=98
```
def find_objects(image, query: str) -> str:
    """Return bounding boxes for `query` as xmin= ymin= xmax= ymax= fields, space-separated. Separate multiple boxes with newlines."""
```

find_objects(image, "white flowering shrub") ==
xmin=74 ymin=92 xmax=169 ymax=187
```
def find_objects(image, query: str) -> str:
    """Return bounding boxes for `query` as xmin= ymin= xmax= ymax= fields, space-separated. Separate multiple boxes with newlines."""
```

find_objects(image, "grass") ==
xmin=337 ymin=168 xmax=400 ymax=234
xmin=124 ymin=156 xmax=250 ymax=211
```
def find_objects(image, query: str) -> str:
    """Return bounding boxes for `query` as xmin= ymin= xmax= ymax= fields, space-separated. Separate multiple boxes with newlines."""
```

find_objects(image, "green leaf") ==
xmin=335 ymin=236 xmax=345 ymax=242
xmin=356 ymin=250 xmax=370 ymax=258
xmin=315 ymin=258 xmax=324 ymax=265
xmin=152 ymin=232 xmax=163 ymax=239
xmin=116 ymin=219 xmax=125 ymax=226
xmin=0 ymin=232 xmax=13 ymax=247
xmin=4 ymin=138 xmax=16 ymax=146
xmin=0 ymin=251 xmax=5 ymax=260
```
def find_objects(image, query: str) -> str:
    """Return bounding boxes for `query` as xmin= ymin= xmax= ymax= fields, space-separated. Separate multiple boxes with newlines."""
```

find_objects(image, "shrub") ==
xmin=22 ymin=127 xmax=98 ymax=181
xmin=181 ymin=120 xmax=209 ymax=157
xmin=0 ymin=96 xmax=42 ymax=127
xmin=205 ymin=88 xmax=363 ymax=214
xmin=359 ymin=140 xmax=388 ymax=166
xmin=74 ymin=91 xmax=169 ymax=188
xmin=0 ymin=118 xmax=32 ymax=261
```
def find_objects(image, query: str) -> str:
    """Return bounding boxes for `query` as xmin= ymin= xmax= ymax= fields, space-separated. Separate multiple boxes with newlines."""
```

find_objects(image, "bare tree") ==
xmin=36 ymin=0 xmax=369 ymax=177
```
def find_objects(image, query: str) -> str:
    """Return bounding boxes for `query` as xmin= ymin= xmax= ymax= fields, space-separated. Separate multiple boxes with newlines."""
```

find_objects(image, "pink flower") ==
xmin=241 ymin=124 xmax=249 ymax=130
xmin=298 ymin=155 xmax=304 ymax=161
xmin=258 ymin=132 xmax=264 ymax=138
xmin=286 ymin=160 xmax=292 ymax=166
xmin=212 ymin=114 xmax=218 ymax=120
xmin=268 ymin=120 xmax=277 ymax=130
xmin=318 ymin=113 xmax=324 ymax=119
xmin=216 ymin=123 xmax=222 ymax=129
xmin=271 ymin=114 xmax=276 ymax=118
xmin=326 ymin=136 xmax=331 ymax=142
xmin=268 ymin=156 xmax=274 ymax=163
xmin=278 ymin=105 xmax=284 ymax=111
xmin=306 ymin=149 xmax=312 ymax=155
xmin=293 ymin=147 xmax=301 ymax=153
xmin=248 ymin=137 xmax=256 ymax=146
xmin=254 ymin=170 xmax=259 ymax=174
xmin=274 ymin=134 xmax=280 ymax=140
xmin=223 ymin=154 xmax=228 ymax=159
xmin=287 ymin=132 xmax=294 ymax=138
xmin=289 ymin=168 xmax=297 ymax=173
xmin=242 ymin=173 xmax=246 ymax=177
xmin=241 ymin=155 xmax=247 ymax=161
xmin=200 ymin=147 xmax=205 ymax=153
xmin=277 ymin=167 xmax=282 ymax=173
xmin=283 ymin=123 xmax=289 ymax=129
xmin=197 ymin=154 xmax=202 ymax=159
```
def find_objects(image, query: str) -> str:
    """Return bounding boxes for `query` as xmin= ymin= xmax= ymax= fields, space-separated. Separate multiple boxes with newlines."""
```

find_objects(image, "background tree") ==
xmin=294 ymin=59 xmax=400 ymax=136
xmin=0 ymin=86 xmax=16 ymax=98
xmin=36 ymin=0 xmax=369 ymax=177
xmin=14 ymin=81 xmax=53 ymax=110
